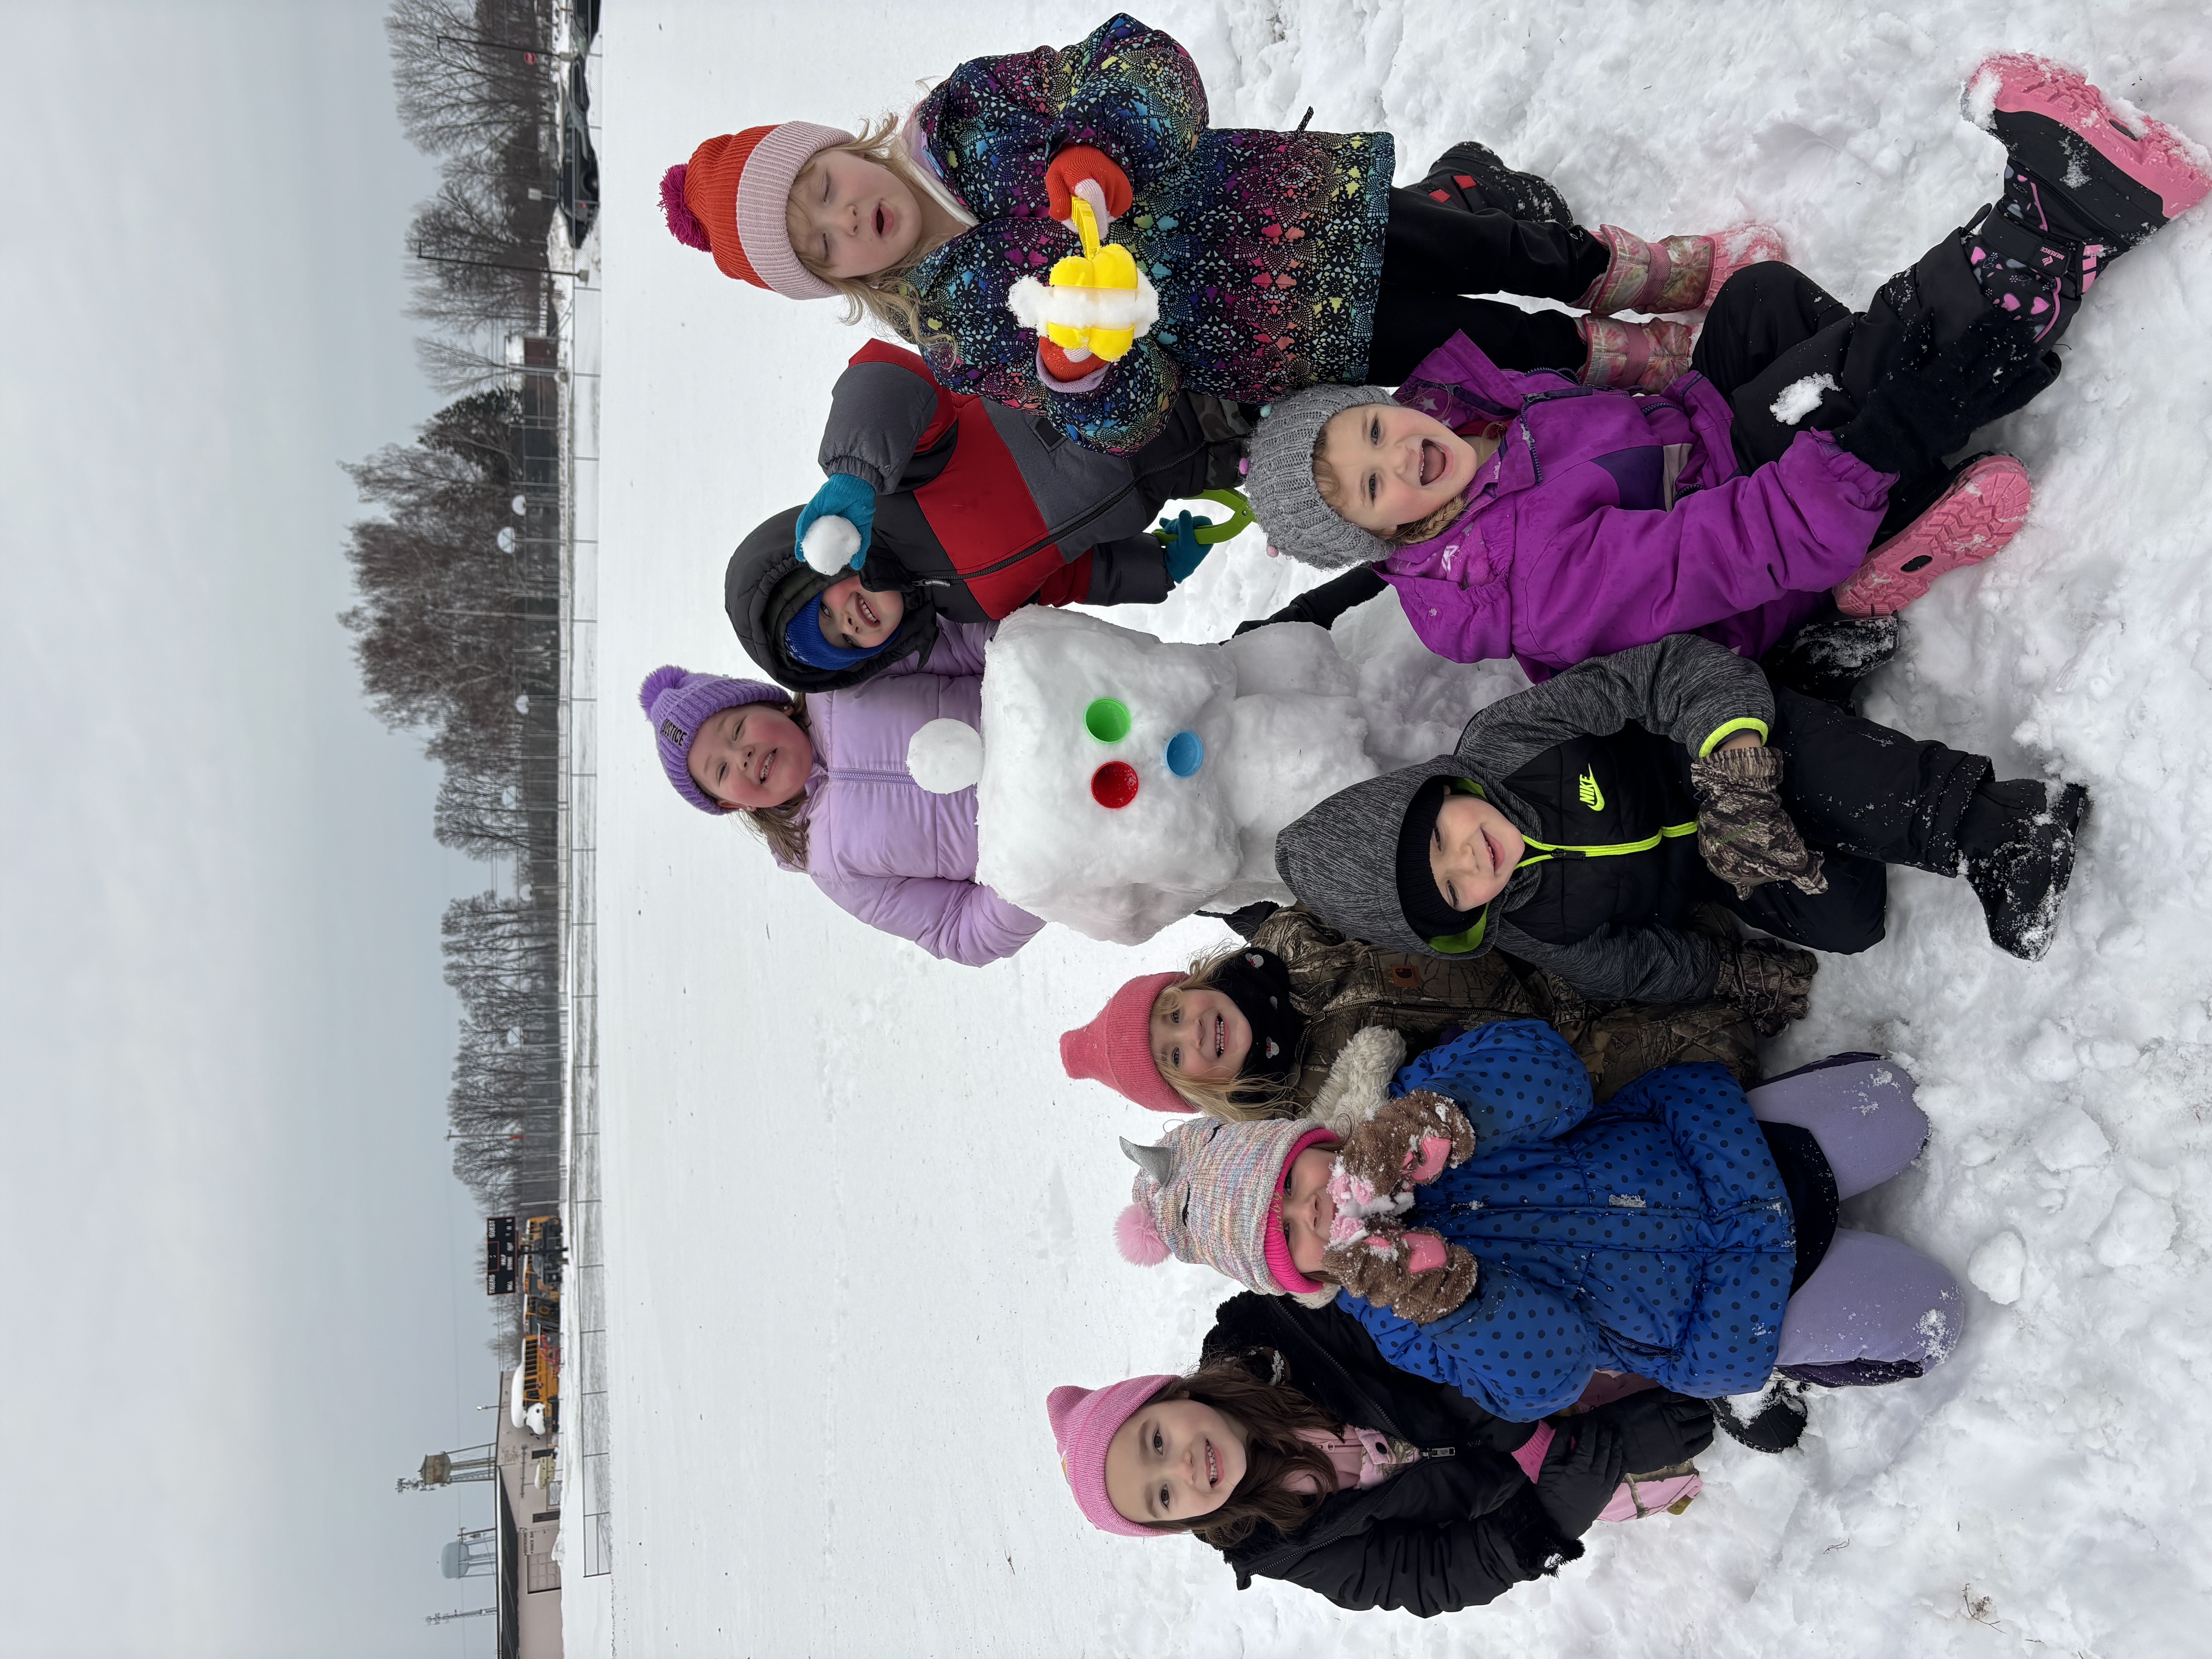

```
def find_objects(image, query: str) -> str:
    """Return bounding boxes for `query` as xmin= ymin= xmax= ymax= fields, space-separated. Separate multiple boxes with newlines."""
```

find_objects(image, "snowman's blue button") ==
xmin=1165 ymin=730 xmax=1204 ymax=777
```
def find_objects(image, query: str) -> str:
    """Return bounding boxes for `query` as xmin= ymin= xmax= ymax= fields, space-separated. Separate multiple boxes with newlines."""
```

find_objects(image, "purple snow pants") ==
xmin=1750 ymin=1058 xmax=1964 ymax=1385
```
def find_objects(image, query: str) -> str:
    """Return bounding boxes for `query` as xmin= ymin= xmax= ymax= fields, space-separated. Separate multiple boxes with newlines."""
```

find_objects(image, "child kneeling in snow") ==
xmin=1275 ymin=632 xmax=2087 ymax=1002
xmin=1240 ymin=55 xmax=2211 ymax=677
xmin=1060 ymin=903 xmax=1765 ymax=1120
xmin=639 ymin=641 xmax=1041 ymax=967
xmin=661 ymin=15 xmax=1781 ymax=459
xmin=1046 ymin=1291 xmax=1715 ymax=1616
xmin=1113 ymin=1019 xmax=1962 ymax=1424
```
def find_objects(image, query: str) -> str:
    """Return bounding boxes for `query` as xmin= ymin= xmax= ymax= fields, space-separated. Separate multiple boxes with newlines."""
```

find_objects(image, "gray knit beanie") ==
xmin=1245 ymin=384 xmax=1397 ymax=570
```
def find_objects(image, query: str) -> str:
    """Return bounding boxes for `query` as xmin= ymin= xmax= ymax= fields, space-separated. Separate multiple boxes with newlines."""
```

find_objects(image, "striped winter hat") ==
xmin=659 ymin=122 xmax=853 ymax=299
xmin=1115 ymin=1117 xmax=1338 ymax=1298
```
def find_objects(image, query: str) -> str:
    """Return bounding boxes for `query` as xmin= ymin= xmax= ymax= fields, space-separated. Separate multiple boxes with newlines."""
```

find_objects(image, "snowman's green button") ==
xmin=1084 ymin=697 xmax=1132 ymax=743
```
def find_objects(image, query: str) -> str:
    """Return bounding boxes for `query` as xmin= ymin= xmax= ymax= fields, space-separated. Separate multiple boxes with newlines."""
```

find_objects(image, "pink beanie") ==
xmin=1061 ymin=973 xmax=1190 ymax=1114
xmin=1046 ymin=1376 xmax=1179 ymax=1538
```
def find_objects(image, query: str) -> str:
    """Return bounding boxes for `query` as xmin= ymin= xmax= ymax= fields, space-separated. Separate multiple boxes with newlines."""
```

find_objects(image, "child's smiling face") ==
xmin=785 ymin=150 xmax=924 ymax=279
xmin=1317 ymin=404 xmax=1480 ymax=535
xmin=1149 ymin=987 xmax=1251 ymax=1083
xmin=817 ymin=575 xmax=903 ymax=650
xmin=1429 ymin=793 xmax=1526 ymax=914
xmin=685 ymin=703 xmax=813 ymax=811
xmin=1104 ymin=1397 xmax=1250 ymax=1525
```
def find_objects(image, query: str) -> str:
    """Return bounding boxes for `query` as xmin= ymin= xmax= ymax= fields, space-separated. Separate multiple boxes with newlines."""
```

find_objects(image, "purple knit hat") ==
xmin=1046 ymin=1377 xmax=1179 ymax=1538
xmin=639 ymin=664 xmax=788 ymax=814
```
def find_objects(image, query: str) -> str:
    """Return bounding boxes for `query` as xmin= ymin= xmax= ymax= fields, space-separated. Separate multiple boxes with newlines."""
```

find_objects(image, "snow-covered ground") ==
xmin=590 ymin=3 xmax=2212 ymax=1654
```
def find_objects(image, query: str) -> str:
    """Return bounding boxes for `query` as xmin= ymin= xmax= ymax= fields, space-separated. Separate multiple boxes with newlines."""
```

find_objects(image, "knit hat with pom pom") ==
xmin=639 ymin=665 xmax=790 ymax=814
xmin=1116 ymin=1118 xmax=1339 ymax=1299
xmin=1061 ymin=973 xmax=1187 ymax=1115
xmin=661 ymin=122 xmax=853 ymax=299
xmin=1045 ymin=1376 xmax=1180 ymax=1539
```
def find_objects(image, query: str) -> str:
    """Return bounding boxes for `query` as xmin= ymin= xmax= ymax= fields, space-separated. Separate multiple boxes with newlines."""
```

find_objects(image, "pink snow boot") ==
xmin=1580 ymin=223 xmax=1789 ymax=315
xmin=1833 ymin=453 xmax=2032 ymax=617
xmin=1578 ymin=316 xmax=1696 ymax=392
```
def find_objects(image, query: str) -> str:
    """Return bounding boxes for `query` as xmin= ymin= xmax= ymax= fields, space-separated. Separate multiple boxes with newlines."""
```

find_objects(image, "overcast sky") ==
xmin=0 ymin=4 xmax=513 ymax=1654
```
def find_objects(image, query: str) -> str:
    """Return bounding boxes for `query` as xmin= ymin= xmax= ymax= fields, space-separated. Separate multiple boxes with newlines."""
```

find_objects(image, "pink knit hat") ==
xmin=659 ymin=121 xmax=853 ymax=300
xmin=1116 ymin=1120 xmax=1338 ymax=1297
xmin=1046 ymin=1376 xmax=1179 ymax=1538
xmin=1061 ymin=974 xmax=1190 ymax=1114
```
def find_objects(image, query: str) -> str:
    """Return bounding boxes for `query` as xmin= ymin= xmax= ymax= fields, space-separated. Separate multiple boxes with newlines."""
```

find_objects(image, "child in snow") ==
xmin=1046 ymin=1291 xmax=1716 ymax=1616
xmin=1240 ymin=54 xmax=2212 ymax=678
xmin=1059 ymin=903 xmax=1767 ymax=1120
xmin=725 ymin=345 xmax=1250 ymax=697
xmin=639 ymin=647 xmax=1041 ymax=967
xmin=1113 ymin=1018 xmax=1962 ymax=1424
xmin=1273 ymin=632 xmax=2087 ymax=1012
xmin=659 ymin=14 xmax=1781 ymax=469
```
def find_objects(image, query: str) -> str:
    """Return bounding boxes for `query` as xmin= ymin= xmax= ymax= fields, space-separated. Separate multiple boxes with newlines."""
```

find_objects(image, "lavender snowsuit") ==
xmin=1380 ymin=332 xmax=1894 ymax=679
xmin=783 ymin=621 xmax=1042 ymax=966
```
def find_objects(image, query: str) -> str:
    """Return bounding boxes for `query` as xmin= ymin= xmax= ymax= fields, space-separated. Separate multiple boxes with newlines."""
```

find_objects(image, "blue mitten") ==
xmin=795 ymin=472 xmax=876 ymax=574
xmin=1156 ymin=511 xmax=1210 ymax=585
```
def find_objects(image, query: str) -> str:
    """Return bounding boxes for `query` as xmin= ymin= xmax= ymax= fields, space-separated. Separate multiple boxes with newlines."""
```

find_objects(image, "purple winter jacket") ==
xmin=781 ymin=620 xmax=1043 ymax=967
xmin=1379 ymin=332 xmax=1895 ymax=680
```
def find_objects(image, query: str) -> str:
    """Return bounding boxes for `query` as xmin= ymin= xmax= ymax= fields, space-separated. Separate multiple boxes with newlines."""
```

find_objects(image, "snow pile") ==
xmin=973 ymin=608 xmax=1375 ymax=942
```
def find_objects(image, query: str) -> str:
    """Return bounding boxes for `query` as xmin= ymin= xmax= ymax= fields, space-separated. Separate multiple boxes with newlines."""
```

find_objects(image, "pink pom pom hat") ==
xmin=1116 ymin=1119 xmax=1338 ymax=1299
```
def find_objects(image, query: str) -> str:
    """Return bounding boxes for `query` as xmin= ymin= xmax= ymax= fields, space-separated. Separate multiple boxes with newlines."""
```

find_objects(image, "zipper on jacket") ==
xmin=1517 ymin=820 xmax=1697 ymax=868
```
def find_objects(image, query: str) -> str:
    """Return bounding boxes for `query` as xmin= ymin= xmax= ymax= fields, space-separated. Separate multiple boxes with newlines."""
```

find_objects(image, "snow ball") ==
xmin=906 ymin=718 xmax=984 ymax=794
xmin=2031 ymin=1103 xmax=2110 ymax=1171
xmin=2093 ymin=1188 xmax=2176 ymax=1269
xmin=1968 ymin=1229 xmax=2027 ymax=1304
xmin=800 ymin=514 xmax=863 ymax=574
xmin=1769 ymin=374 xmax=1838 ymax=426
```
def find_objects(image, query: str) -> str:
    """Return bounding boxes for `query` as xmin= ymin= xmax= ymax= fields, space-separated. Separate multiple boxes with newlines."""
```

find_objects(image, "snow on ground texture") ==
xmin=593 ymin=3 xmax=2212 ymax=1655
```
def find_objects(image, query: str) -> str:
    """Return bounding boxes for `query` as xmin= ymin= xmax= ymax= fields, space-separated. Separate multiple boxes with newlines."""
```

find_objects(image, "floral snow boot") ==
xmin=1962 ymin=54 xmax=2212 ymax=346
xmin=1577 ymin=315 xmax=1696 ymax=392
xmin=1579 ymin=222 xmax=1790 ymax=315
xmin=1833 ymin=452 xmax=2033 ymax=617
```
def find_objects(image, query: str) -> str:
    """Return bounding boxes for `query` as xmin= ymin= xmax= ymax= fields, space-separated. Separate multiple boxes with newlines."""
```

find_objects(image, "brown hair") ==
xmin=1140 ymin=1359 xmax=1345 ymax=1548
xmin=708 ymin=697 xmax=815 ymax=867
xmin=787 ymin=115 xmax=951 ymax=340
xmin=1153 ymin=946 xmax=1299 ymax=1122
xmin=1310 ymin=412 xmax=1471 ymax=546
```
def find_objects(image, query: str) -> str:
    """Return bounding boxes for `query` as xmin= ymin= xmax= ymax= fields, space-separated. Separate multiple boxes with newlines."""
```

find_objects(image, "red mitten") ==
xmin=1037 ymin=339 xmax=1103 ymax=384
xmin=1044 ymin=144 xmax=1133 ymax=227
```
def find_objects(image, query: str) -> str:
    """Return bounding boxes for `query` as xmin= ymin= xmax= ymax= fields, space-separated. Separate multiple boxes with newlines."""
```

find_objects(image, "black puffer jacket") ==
xmin=1198 ymin=1295 xmax=1584 ymax=1616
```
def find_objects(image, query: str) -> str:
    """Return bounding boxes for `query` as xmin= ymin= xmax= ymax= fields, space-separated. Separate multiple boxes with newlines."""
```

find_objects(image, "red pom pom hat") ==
xmin=661 ymin=122 xmax=852 ymax=300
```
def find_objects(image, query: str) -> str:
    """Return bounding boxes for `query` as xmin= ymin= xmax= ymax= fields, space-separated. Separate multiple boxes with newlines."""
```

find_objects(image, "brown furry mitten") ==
xmin=1323 ymin=1223 xmax=1479 ymax=1321
xmin=1331 ymin=1089 xmax=1475 ymax=1210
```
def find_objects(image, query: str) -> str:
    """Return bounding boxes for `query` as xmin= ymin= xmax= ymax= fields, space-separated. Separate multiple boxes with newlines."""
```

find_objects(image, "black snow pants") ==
xmin=1702 ymin=684 xmax=1992 ymax=953
xmin=1364 ymin=147 xmax=1610 ymax=384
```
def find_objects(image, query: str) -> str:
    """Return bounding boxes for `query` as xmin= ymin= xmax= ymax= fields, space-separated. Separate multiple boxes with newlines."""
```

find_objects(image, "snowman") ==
xmin=905 ymin=607 xmax=1384 ymax=945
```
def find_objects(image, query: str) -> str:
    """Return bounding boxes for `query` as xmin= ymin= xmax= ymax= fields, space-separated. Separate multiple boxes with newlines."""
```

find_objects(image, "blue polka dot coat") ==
xmin=1343 ymin=1020 xmax=1794 ymax=1420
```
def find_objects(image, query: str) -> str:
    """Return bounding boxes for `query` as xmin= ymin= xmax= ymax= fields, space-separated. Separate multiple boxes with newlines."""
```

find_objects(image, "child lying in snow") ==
xmin=659 ymin=14 xmax=1781 ymax=459
xmin=637 ymin=647 xmax=1040 ymax=967
xmin=721 ymin=342 xmax=1256 ymax=702
xmin=1240 ymin=54 xmax=2212 ymax=679
xmin=1058 ymin=903 xmax=1768 ymax=1120
xmin=1272 ymin=633 xmax=2088 ymax=1004
xmin=1113 ymin=1019 xmax=1961 ymax=1423
xmin=1047 ymin=1291 xmax=1714 ymax=1617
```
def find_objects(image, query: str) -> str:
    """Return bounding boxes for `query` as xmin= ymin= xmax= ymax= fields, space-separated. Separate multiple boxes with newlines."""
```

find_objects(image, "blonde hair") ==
xmin=1153 ymin=946 xmax=1300 ymax=1123
xmin=786 ymin=115 xmax=948 ymax=340
xmin=714 ymin=697 xmax=814 ymax=868
xmin=1310 ymin=413 xmax=1470 ymax=547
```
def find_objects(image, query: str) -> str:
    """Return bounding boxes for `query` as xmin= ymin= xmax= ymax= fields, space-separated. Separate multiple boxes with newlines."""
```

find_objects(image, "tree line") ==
xmin=343 ymin=0 xmax=593 ymax=1218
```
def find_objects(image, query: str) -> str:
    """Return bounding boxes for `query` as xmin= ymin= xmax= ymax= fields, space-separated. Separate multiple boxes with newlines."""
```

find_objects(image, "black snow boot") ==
xmin=1762 ymin=614 xmax=1901 ymax=708
xmin=1413 ymin=141 xmax=1575 ymax=227
xmin=1958 ymin=778 xmax=2090 ymax=961
xmin=1713 ymin=1378 xmax=1809 ymax=1453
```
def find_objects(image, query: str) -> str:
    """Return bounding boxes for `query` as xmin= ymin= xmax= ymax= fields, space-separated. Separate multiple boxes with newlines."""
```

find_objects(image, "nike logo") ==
xmin=1578 ymin=768 xmax=1604 ymax=811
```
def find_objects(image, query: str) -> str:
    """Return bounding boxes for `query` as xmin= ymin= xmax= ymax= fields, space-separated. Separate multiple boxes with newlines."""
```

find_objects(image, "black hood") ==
xmin=724 ymin=505 xmax=939 ymax=694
